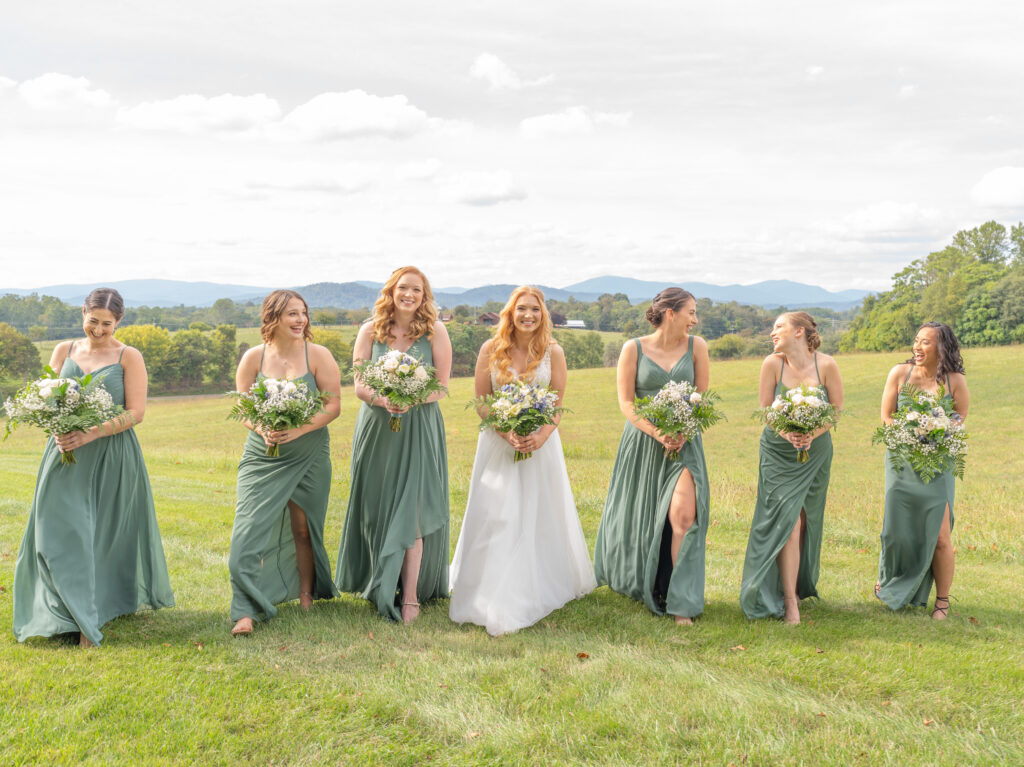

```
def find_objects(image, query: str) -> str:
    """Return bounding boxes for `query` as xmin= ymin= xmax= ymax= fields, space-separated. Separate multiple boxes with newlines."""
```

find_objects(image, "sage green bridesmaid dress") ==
xmin=739 ymin=355 xmax=833 ymax=619
xmin=335 ymin=336 xmax=449 ymax=621
xmin=875 ymin=370 xmax=956 ymax=609
xmin=13 ymin=344 xmax=174 ymax=645
xmin=593 ymin=337 xmax=711 ymax=619
xmin=229 ymin=344 xmax=338 ymax=623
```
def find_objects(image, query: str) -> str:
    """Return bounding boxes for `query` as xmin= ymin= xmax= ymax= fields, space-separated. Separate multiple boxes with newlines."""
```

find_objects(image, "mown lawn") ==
xmin=1 ymin=346 xmax=1022 ymax=765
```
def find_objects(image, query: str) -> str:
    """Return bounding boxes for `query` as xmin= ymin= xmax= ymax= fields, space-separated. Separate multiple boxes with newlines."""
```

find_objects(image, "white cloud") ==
xmin=840 ymin=201 xmax=940 ymax=236
xmin=117 ymin=93 xmax=280 ymax=134
xmin=806 ymin=65 xmax=825 ymax=78
xmin=971 ymin=166 xmax=1024 ymax=208
xmin=469 ymin=53 xmax=552 ymax=90
xmin=0 ymin=76 xmax=16 ymax=93
xmin=440 ymin=171 xmax=526 ymax=206
xmin=520 ymin=106 xmax=631 ymax=139
xmin=397 ymin=158 xmax=443 ymax=181
xmin=898 ymin=84 xmax=918 ymax=99
xmin=279 ymin=90 xmax=430 ymax=141
xmin=17 ymin=73 xmax=114 ymax=109
xmin=245 ymin=173 xmax=370 ymax=195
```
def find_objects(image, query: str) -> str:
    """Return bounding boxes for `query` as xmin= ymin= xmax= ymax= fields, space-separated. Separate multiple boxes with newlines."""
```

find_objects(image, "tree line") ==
xmin=841 ymin=221 xmax=1024 ymax=352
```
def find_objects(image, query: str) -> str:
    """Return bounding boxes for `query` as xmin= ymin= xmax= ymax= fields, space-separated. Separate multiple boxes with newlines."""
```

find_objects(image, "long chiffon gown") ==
xmin=449 ymin=350 xmax=596 ymax=635
xmin=13 ymin=345 xmax=175 ymax=645
xmin=336 ymin=336 xmax=450 ymax=621
xmin=228 ymin=344 xmax=338 ymax=623
xmin=593 ymin=337 xmax=711 ymax=619
xmin=876 ymin=370 xmax=956 ymax=609
xmin=739 ymin=355 xmax=833 ymax=619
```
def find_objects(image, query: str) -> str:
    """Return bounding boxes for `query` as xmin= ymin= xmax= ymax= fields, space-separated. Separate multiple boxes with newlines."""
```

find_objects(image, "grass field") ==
xmin=2 ymin=346 xmax=1023 ymax=765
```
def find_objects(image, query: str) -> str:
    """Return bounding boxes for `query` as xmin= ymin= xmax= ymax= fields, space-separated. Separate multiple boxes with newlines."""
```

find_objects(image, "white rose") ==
xmin=771 ymin=398 xmax=785 ymax=411
xmin=283 ymin=382 xmax=297 ymax=395
xmin=804 ymin=396 xmax=822 ymax=408
xmin=790 ymin=393 xmax=805 ymax=406
xmin=689 ymin=392 xmax=702 ymax=404
xmin=413 ymin=366 xmax=428 ymax=382
xmin=382 ymin=356 xmax=400 ymax=371
xmin=398 ymin=364 xmax=412 ymax=375
xmin=905 ymin=411 xmax=919 ymax=421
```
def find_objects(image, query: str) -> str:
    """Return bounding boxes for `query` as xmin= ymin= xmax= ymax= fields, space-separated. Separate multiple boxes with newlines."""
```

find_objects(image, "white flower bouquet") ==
xmin=227 ymin=377 xmax=329 ymax=456
xmin=757 ymin=383 xmax=839 ymax=463
xmin=872 ymin=384 xmax=967 ymax=483
xmin=634 ymin=380 xmax=725 ymax=460
xmin=354 ymin=350 xmax=446 ymax=432
xmin=3 ymin=366 xmax=125 ymax=465
xmin=475 ymin=381 xmax=564 ymax=462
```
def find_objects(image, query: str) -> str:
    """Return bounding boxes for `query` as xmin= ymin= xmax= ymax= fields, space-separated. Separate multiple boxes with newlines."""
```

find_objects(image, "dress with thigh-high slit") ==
xmin=875 ymin=370 xmax=956 ymax=609
xmin=739 ymin=354 xmax=833 ymax=619
xmin=228 ymin=342 xmax=337 ymax=622
xmin=593 ymin=336 xmax=710 ymax=618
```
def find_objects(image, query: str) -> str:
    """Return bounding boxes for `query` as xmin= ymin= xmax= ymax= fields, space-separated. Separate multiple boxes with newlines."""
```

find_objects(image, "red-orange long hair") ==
xmin=490 ymin=286 xmax=553 ymax=385
xmin=372 ymin=266 xmax=437 ymax=344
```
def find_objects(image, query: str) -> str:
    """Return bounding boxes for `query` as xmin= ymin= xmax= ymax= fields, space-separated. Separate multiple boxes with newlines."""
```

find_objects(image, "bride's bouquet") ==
xmin=354 ymin=350 xmax=446 ymax=432
xmin=872 ymin=384 xmax=967 ymax=483
xmin=227 ymin=377 xmax=329 ymax=456
xmin=3 ymin=366 xmax=125 ymax=465
xmin=757 ymin=383 xmax=839 ymax=463
xmin=633 ymin=380 xmax=725 ymax=460
xmin=475 ymin=381 xmax=564 ymax=462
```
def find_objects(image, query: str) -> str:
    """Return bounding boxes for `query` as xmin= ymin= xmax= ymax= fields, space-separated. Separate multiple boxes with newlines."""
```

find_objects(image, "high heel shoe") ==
xmin=401 ymin=601 xmax=420 ymax=625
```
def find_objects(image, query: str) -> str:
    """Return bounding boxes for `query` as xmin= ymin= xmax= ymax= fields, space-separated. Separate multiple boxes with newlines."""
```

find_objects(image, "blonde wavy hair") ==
xmin=490 ymin=286 xmax=553 ymax=385
xmin=372 ymin=266 xmax=437 ymax=344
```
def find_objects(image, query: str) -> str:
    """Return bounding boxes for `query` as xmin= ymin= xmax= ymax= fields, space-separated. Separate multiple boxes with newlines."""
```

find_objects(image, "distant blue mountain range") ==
xmin=2 ymin=276 xmax=872 ymax=310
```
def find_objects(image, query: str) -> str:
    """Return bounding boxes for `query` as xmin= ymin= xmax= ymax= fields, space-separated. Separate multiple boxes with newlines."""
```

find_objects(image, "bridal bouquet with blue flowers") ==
xmin=634 ymin=380 xmax=725 ymax=460
xmin=227 ymin=377 xmax=329 ymax=456
xmin=3 ymin=366 xmax=125 ymax=465
xmin=475 ymin=381 xmax=564 ymax=462
xmin=872 ymin=384 xmax=967 ymax=483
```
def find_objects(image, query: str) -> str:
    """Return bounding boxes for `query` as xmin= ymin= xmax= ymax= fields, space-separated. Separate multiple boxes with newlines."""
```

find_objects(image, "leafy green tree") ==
xmin=115 ymin=325 xmax=173 ymax=383
xmin=208 ymin=325 xmax=238 ymax=388
xmin=554 ymin=330 xmax=603 ymax=369
xmin=315 ymin=328 xmax=355 ymax=383
xmin=0 ymin=322 xmax=41 ymax=381
xmin=447 ymin=323 xmax=492 ymax=377
xmin=168 ymin=329 xmax=214 ymax=390
xmin=708 ymin=334 xmax=745 ymax=359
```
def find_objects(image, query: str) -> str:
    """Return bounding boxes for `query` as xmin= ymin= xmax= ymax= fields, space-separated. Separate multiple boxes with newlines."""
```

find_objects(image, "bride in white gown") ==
xmin=449 ymin=286 xmax=596 ymax=636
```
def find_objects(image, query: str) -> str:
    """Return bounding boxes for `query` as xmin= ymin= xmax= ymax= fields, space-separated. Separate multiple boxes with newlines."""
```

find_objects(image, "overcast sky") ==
xmin=2 ymin=1 xmax=1023 ymax=293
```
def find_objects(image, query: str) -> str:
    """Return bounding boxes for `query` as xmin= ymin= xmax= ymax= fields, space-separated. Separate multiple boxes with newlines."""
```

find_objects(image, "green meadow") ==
xmin=1 ymin=347 xmax=1022 ymax=765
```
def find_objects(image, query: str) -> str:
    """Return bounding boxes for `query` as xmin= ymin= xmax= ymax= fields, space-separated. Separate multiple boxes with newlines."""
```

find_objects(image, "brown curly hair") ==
xmin=372 ymin=266 xmax=437 ymax=344
xmin=260 ymin=290 xmax=313 ymax=344
xmin=489 ymin=286 xmax=553 ymax=385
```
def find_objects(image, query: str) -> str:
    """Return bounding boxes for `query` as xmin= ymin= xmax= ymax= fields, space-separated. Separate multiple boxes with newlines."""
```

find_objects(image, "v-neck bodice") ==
xmin=633 ymin=337 xmax=694 ymax=398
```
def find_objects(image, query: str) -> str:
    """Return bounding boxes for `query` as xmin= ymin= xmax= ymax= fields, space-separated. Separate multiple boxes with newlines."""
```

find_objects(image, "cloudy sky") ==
xmin=2 ymin=1 xmax=1024 ymax=293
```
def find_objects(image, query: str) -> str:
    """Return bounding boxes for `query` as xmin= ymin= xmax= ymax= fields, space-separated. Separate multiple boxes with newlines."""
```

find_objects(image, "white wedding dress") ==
xmin=449 ymin=350 xmax=597 ymax=636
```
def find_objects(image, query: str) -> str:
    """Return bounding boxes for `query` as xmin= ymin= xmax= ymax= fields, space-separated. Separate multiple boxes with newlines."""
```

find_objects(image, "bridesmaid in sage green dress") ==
xmin=739 ymin=312 xmax=843 ymax=624
xmin=13 ymin=288 xmax=174 ymax=648
xmin=593 ymin=288 xmax=711 ymax=625
xmin=336 ymin=266 xmax=452 ymax=625
xmin=229 ymin=290 xmax=341 ymax=637
xmin=875 ymin=322 xmax=968 ymax=620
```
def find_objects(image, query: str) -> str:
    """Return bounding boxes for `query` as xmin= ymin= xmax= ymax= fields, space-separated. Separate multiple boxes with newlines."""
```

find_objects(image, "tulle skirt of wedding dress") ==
xmin=449 ymin=429 xmax=596 ymax=636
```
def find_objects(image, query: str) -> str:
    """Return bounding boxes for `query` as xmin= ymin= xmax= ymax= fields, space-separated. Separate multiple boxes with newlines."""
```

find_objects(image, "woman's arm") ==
xmin=616 ymin=339 xmax=680 ymax=449
xmin=425 ymin=321 xmax=452 ymax=403
xmin=948 ymin=372 xmax=970 ymax=423
xmin=758 ymin=354 xmax=780 ymax=408
xmin=692 ymin=336 xmax=710 ymax=393
xmin=352 ymin=323 xmax=379 ymax=406
xmin=232 ymin=345 xmax=264 ymax=434
xmin=47 ymin=341 xmax=71 ymax=373
xmin=473 ymin=338 xmax=495 ymax=416
xmin=880 ymin=364 xmax=907 ymax=425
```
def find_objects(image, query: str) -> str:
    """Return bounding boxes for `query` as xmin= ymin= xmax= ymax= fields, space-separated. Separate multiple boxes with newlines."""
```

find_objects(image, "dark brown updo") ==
xmin=645 ymin=287 xmax=695 ymax=327
xmin=782 ymin=311 xmax=820 ymax=352
xmin=83 ymin=288 xmax=125 ymax=321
